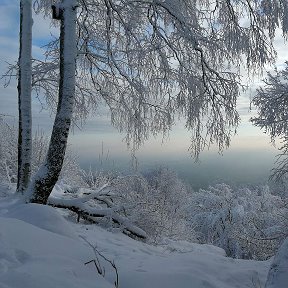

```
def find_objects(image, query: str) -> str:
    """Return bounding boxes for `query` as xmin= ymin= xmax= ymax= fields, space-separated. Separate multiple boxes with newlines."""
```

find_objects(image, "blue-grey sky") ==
xmin=0 ymin=1 xmax=286 ymax=189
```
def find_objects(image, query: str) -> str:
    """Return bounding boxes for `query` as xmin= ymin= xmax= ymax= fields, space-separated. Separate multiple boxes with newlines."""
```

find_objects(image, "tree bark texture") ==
xmin=29 ymin=0 xmax=77 ymax=204
xmin=17 ymin=0 xmax=33 ymax=193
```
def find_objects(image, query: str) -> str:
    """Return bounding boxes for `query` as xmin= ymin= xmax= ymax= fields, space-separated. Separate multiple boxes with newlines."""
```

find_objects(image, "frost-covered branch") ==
xmin=252 ymin=62 xmax=288 ymax=180
xmin=29 ymin=0 xmax=288 ymax=159
xmin=48 ymin=184 xmax=147 ymax=239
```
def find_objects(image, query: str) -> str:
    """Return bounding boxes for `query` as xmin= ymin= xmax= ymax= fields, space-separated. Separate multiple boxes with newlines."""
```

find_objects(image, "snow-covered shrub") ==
xmin=80 ymin=167 xmax=117 ymax=189
xmin=78 ymin=167 xmax=195 ymax=243
xmin=0 ymin=119 xmax=82 ymax=185
xmin=113 ymin=168 xmax=195 ymax=243
xmin=67 ymin=166 xmax=288 ymax=257
xmin=0 ymin=118 xmax=17 ymax=183
xmin=189 ymin=183 xmax=287 ymax=260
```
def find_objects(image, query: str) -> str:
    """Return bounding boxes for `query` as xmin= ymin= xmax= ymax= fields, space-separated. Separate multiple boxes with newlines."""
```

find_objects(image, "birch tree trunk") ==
xmin=29 ymin=0 xmax=77 ymax=204
xmin=17 ymin=0 xmax=33 ymax=193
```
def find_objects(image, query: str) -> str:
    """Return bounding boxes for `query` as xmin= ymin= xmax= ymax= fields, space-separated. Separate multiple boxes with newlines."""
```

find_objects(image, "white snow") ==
xmin=0 ymin=185 xmax=271 ymax=288
xmin=265 ymin=237 xmax=288 ymax=288
xmin=4 ymin=203 xmax=78 ymax=239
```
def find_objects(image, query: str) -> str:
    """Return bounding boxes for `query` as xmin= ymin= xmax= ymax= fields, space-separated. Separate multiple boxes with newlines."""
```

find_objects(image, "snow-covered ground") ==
xmin=0 ymin=183 xmax=271 ymax=288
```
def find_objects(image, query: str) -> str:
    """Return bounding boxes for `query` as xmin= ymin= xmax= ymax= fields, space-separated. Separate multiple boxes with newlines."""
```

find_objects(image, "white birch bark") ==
xmin=29 ymin=0 xmax=77 ymax=204
xmin=17 ymin=0 xmax=33 ymax=193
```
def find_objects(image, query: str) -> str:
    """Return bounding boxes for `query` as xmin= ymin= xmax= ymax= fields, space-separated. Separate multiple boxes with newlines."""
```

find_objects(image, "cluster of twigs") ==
xmin=81 ymin=236 xmax=119 ymax=288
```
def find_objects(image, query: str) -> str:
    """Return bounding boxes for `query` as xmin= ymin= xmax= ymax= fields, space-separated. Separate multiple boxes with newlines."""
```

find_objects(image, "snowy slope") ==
xmin=0 ymin=184 xmax=270 ymax=288
xmin=76 ymin=224 xmax=270 ymax=288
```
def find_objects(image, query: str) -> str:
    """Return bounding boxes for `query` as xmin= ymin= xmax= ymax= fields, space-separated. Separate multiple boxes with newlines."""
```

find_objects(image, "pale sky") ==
xmin=0 ymin=1 xmax=286 ymax=189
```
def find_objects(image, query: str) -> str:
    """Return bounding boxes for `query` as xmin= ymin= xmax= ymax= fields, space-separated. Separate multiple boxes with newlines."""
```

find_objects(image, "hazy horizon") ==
xmin=70 ymin=115 xmax=278 ymax=190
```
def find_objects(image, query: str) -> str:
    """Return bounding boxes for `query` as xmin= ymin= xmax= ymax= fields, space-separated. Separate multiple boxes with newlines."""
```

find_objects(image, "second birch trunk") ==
xmin=29 ymin=0 xmax=77 ymax=204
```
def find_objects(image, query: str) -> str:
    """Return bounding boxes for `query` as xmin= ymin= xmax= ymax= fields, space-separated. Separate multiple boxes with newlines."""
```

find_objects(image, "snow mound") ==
xmin=5 ymin=203 xmax=77 ymax=239
xmin=0 ymin=217 xmax=113 ymax=288
xmin=160 ymin=238 xmax=226 ymax=256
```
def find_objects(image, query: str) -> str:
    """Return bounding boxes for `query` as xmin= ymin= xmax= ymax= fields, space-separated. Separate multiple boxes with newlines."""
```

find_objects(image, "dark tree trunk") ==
xmin=29 ymin=0 xmax=77 ymax=204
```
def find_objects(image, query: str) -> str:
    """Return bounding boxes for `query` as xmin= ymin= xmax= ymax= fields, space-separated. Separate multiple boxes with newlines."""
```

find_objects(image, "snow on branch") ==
xmin=48 ymin=185 xmax=147 ymax=239
xmin=30 ymin=0 xmax=288 ymax=160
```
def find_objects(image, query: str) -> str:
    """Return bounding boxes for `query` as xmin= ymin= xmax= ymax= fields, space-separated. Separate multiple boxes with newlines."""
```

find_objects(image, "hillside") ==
xmin=0 ymin=183 xmax=270 ymax=288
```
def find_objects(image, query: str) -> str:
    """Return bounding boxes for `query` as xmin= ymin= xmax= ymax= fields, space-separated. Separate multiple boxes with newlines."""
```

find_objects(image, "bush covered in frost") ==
xmin=188 ymin=183 xmax=287 ymax=260
xmin=0 ymin=118 xmax=82 ymax=185
xmin=80 ymin=167 xmax=196 ymax=244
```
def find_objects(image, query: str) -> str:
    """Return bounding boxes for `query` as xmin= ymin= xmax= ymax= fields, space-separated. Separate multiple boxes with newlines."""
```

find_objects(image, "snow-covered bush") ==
xmin=59 ymin=166 xmax=288 ymax=257
xmin=0 ymin=119 xmax=82 ymax=185
xmin=79 ymin=167 xmax=195 ymax=243
xmin=189 ymin=183 xmax=287 ymax=260
xmin=0 ymin=118 xmax=17 ymax=183
xmin=80 ymin=167 xmax=117 ymax=189
xmin=113 ymin=168 xmax=195 ymax=243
